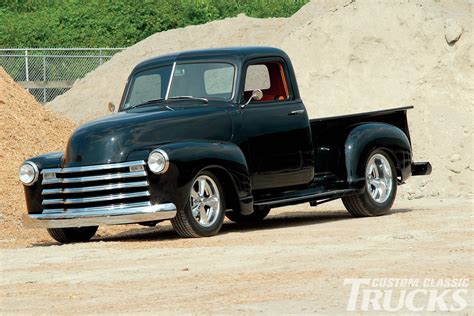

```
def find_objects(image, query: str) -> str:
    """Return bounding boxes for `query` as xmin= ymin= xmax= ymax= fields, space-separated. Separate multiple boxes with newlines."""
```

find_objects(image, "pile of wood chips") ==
xmin=0 ymin=67 xmax=77 ymax=247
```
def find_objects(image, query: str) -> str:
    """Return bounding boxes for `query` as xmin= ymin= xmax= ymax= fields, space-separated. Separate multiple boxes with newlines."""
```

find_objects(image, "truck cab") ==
xmin=20 ymin=47 xmax=431 ymax=243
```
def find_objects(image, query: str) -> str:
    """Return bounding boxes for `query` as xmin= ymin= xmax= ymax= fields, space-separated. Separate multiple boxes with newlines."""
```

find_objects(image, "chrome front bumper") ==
xmin=23 ymin=203 xmax=177 ymax=229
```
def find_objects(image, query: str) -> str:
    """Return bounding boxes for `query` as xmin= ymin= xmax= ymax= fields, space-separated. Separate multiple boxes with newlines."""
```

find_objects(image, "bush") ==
xmin=0 ymin=0 xmax=308 ymax=48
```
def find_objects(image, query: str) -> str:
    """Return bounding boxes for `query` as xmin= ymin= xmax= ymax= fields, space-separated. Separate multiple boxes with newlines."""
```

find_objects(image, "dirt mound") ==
xmin=0 ymin=67 xmax=77 ymax=246
xmin=42 ymin=0 xmax=472 ymax=200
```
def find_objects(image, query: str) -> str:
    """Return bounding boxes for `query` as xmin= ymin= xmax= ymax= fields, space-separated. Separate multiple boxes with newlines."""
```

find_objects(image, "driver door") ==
xmin=240 ymin=59 xmax=313 ymax=190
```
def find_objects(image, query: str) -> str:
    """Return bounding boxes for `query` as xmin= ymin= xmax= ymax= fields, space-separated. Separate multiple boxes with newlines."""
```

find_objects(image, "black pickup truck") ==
xmin=20 ymin=47 xmax=431 ymax=243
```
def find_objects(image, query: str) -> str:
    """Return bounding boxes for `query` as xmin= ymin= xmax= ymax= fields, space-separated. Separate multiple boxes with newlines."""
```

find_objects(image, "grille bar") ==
xmin=41 ymin=160 xmax=146 ymax=174
xmin=40 ymin=160 xmax=151 ymax=211
xmin=42 ymin=180 xmax=149 ymax=195
xmin=43 ymin=201 xmax=152 ymax=214
xmin=42 ymin=170 xmax=147 ymax=185
xmin=42 ymin=190 xmax=150 ymax=206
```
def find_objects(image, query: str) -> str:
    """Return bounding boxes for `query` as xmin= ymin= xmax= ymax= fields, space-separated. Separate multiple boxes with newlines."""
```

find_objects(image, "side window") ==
xmin=245 ymin=65 xmax=270 ymax=91
xmin=244 ymin=61 xmax=290 ymax=103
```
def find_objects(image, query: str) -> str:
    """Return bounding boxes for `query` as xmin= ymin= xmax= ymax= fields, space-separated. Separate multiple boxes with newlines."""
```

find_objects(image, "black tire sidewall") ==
xmin=184 ymin=170 xmax=226 ymax=236
xmin=47 ymin=226 xmax=98 ymax=243
xmin=362 ymin=149 xmax=397 ymax=215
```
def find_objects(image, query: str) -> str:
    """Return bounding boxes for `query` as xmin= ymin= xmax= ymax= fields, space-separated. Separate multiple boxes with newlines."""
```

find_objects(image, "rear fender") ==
xmin=344 ymin=123 xmax=412 ymax=188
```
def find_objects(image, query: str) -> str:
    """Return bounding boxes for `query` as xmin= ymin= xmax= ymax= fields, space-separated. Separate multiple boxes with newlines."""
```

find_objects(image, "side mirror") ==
xmin=108 ymin=101 xmax=116 ymax=113
xmin=241 ymin=89 xmax=263 ymax=109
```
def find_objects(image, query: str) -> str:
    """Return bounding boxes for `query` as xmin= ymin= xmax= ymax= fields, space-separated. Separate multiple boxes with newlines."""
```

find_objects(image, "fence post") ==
xmin=43 ymin=56 xmax=47 ymax=103
xmin=99 ymin=49 xmax=103 ymax=65
xmin=24 ymin=49 xmax=29 ymax=92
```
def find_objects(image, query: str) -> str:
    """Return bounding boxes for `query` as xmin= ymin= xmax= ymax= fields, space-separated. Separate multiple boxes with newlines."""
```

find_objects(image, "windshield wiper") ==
xmin=168 ymin=96 xmax=208 ymax=103
xmin=128 ymin=98 xmax=166 ymax=109
xmin=129 ymin=96 xmax=208 ymax=110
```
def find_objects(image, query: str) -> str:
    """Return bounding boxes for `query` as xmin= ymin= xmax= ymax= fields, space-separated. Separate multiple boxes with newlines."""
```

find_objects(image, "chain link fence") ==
xmin=0 ymin=48 xmax=125 ymax=103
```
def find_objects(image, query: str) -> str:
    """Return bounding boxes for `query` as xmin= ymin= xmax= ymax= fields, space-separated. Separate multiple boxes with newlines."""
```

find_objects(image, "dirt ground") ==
xmin=1 ymin=197 xmax=472 ymax=314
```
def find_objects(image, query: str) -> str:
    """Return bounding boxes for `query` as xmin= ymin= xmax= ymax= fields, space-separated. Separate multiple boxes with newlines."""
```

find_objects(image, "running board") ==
xmin=254 ymin=188 xmax=359 ymax=208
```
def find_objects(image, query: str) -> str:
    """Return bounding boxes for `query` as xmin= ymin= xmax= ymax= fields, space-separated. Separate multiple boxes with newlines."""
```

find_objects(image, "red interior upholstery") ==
xmin=244 ymin=62 xmax=289 ymax=103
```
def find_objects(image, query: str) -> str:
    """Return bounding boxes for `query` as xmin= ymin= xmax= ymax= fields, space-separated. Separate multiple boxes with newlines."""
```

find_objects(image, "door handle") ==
xmin=288 ymin=109 xmax=305 ymax=115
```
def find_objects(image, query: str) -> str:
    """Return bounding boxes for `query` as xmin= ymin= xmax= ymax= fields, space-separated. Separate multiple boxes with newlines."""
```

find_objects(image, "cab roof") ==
xmin=133 ymin=46 xmax=290 ymax=72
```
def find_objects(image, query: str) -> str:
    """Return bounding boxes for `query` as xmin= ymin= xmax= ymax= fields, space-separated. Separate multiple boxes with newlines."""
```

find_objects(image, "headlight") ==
xmin=19 ymin=161 xmax=39 ymax=186
xmin=147 ymin=149 xmax=169 ymax=174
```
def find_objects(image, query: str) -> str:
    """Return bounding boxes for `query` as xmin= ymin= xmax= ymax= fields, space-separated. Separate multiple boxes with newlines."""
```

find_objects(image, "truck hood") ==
xmin=63 ymin=105 xmax=233 ymax=166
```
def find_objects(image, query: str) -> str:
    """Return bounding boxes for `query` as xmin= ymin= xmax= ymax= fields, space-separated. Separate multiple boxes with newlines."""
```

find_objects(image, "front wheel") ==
xmin=171 ymin=170 xmax=225 ymax=237
xmin=342 ymin=149 xmax=397 ymax=217
xmin=47 ymin=226 xmax=98 ymax=244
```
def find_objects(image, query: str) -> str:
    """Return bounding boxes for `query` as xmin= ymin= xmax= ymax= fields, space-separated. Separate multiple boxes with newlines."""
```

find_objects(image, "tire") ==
xmin=47 ymin=226 xmax=98 ymax=244
xmin=225 ymin=206 xmax=271 ymax=223
xmin=171 ymin=170 xmax=225 ymax=237
xmin=342 ymin=149 xmax=397 ymax=217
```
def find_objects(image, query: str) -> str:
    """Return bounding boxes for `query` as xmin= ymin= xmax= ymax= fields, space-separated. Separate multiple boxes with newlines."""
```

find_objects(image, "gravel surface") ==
xmin=1 ymin=198 xmax=472 ymax=314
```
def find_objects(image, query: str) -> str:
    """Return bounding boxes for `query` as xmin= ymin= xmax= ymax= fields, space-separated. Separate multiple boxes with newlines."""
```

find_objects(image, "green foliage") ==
xmin=0 ymin=0 xmax=308 ymax=48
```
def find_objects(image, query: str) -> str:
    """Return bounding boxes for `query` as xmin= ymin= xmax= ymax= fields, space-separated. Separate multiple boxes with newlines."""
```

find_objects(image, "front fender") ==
xmin=148 ymin=140 xmax=253 ymax=214
xmin=23 ymin=152 xmax=64 ymax=214
xmin=345 ymin=123 xmax=412 ymax=188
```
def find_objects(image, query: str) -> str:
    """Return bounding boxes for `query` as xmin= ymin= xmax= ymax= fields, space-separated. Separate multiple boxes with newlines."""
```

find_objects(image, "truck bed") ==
xmin=310 ymin=106 xmax=413 ymax=176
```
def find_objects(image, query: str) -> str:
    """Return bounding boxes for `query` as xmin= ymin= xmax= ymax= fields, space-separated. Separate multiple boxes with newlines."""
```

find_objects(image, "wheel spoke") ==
xmin=191 ymin=190 xmax=200 ymax=201
xmin=191 ymin=204 xmax=200 ymax=217
xmin=198 ymin=178 xmax=206 ymax=197
xmin=204 ymin=196 xmax=219 ymax=210
xmin=199 ymin=206 xmax=209 ymax=224
xmin=379 ymin=180 xmax=388 ymax=198
xmin=370 ymin=178 xmax=383 ymax=188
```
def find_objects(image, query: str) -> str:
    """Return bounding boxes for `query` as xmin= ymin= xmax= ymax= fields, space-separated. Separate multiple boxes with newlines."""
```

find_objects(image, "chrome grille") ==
xmin=41 ymin=160 xmax=150 ymax=213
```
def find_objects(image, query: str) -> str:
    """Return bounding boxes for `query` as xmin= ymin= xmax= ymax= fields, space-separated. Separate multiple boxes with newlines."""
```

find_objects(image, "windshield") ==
xmin=124 ymin=62 xmax=235 ymax=109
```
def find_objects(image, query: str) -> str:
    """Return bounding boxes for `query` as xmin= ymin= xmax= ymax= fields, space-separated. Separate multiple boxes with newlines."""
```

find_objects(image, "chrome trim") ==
xmin=43 ymin=201 xmax=152 ymax=214
xmin=164 ymin=61 xmax=176 ymax=100
xmin=190 ymin=174 xmax=222 ymax=228
xmin=241 ymin=89 xmax=263 ymax=109
xmin=289 ymin=109 xmax=305 ymax=115
xmin=42 ymin=170 xmax=147 ymax=184
xmin=42 ymin=191 xmax=150 ymax=205
xmin=23 ymin=203 xmax=177 ymax=228
xmin=148 ymin=149 xmax=169 ymax=174
xmin=366 ymin=153 xmax=394 ymax=203
xmin=42 ymin=181 xmax=149 ymax=195
xmin=20 ymin=161 xmax=39 ymax=186
xmin=41 ymin=160 xmax=146 ymax=174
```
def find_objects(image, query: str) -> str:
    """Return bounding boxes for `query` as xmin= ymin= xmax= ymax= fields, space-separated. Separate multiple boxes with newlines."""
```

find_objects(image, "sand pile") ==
xmin=0 ymin=68 xmax=77 ymax=246
xmin=46 ymin=0 xmax=472 ymax=199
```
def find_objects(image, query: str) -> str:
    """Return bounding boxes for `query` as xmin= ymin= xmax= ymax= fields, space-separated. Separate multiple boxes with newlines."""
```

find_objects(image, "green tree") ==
xmin=0 ymin=0 xmax=307 ymax=48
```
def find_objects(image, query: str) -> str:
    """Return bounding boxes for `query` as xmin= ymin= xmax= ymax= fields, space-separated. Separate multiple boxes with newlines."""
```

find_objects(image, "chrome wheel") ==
xmin=366 ymin=153 xmax=394 ymax=203
xmin=190 ymin=175 xmax=222 ymax=227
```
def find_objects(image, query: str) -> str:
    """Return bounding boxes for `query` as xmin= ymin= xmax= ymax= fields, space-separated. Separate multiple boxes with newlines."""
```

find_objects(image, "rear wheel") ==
xmin=47 ymin=226 xmax=98 ymax=244
xmin=225 ymin=207 xmax=271 ymax=223
xmin=171 ymin=170 xmax=225 ymax=237
xmin=342 ymin=149 xmax=397 ymax=217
